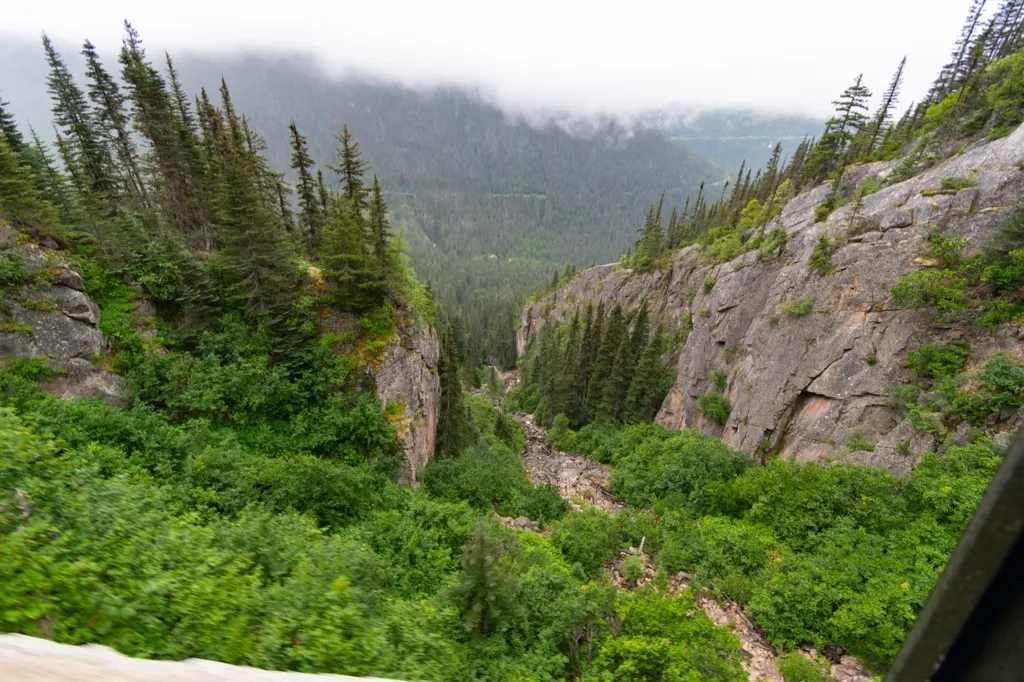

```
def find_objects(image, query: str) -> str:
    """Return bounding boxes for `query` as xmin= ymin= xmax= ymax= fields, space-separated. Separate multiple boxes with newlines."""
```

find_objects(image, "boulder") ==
xmin=43 ymin=358 xmax=127 ymax=407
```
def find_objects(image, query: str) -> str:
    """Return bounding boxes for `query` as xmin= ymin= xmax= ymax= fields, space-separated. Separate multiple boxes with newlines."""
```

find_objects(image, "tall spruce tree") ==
xmin=931 ymin=0 xmax=989 ymax=100
xmin=450 ymin=521 xmax=521 ymax=637
xmin=211 ymin=80 xmax=296 ymax=317
xmin=623 ymin=328 xmax=665 ymax=424
xmin=43 ymin=34 xmax=115 ymax=211
xmin=82 ymin=39 xmax=147 ymax=206
xmin=806 ymin=75 xmax=872 ymax=181
xmin=317 ymin=169 xmax=330 ymax=212
xmin=865 ymin=57 xmax=907 ymax=154
xmin=120 ymin=23 xmax=205 ymax=236
xmin=329 ymin=124 xmax=370 ymax=213
xmin=598 ymin=333 xmax=633 ymax=422
xmin=0 ymin=97 xmax=26 ymax=157
xmin=288 ymin=121 xmax=322 ymax=249
xmin=28 ymin=126 xmax=76 ymax=223
xmin=437 ymin=324 xmax=472 ymax=457
xmin=586 ymin=304 xmax=624 ymax=420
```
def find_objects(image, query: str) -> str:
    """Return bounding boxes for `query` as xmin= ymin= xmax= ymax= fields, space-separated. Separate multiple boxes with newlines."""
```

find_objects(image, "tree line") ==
xmin=0 ymin=23 xmax=431 ymax=345
xmin=508 ymin=300 xmax=671 ymax=428
xmin=622 ymin=0 xmax=1024 ymax=269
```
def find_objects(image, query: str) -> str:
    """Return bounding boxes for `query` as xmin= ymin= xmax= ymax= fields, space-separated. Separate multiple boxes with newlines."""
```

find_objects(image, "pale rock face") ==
xmin=371 ymin=323 xmax=440 ymax=484
xmin=0 ymin=230 xmax=124 ymax=406
xmin=518 ymin=126 xmax=1024 ymax=473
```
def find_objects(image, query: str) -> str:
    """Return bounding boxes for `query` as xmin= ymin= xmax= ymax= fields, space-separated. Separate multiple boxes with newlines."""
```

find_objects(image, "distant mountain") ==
xmin=643 ymin=108 xmax=823 ymax=173
xmin=0 ymin=40 xmax=728 ymax=362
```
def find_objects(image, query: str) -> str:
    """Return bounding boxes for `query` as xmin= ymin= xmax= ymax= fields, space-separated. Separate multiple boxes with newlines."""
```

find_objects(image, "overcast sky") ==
xmin=2 ymin=0 xmax=974 ymax=117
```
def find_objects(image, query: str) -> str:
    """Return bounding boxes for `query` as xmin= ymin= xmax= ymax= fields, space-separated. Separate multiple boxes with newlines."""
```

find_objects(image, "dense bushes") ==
xmin=557 ymin=416 xmax=1001 ymax=670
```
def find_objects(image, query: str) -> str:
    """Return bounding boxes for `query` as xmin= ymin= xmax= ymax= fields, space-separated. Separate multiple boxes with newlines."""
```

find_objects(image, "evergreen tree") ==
xmin=437 ymin=324 xmax=472 ymax=457
xmin=0 ymin=136 xmax=59 ymax=228
xmin=28 ymin=126 xmax=76 ymax=223
xmin=450 ymin=521 xmax=521 ymax=637
xmin=212 ymin=81 xmax=296 ymax=317
xmin=806 ymin=75 xmax=872 ymax=181
xmin=598 ymin=333 xmax=633 ymax=422
xmin=633 ymin=198 xmax=664 ymax=270
xmin=629 ymin=300 xmax=650 ymax=360
xmin=43 ymin=34 xmax=115 ymax=211
xmin=759 ymin=142 xmax=784 ymax=201
xmin=554 ymin=310 xmax=581 ymax=420
xmin=317 ymin=169 xmax=330 ymax=212
xmin=987 ymin=0 xmax=1024 ymax=59
xmin=866 ymin=57 xmax=907 ymax=154
xmin=579 ymin=301 xmax=604 ymax=420
xmin=623 ymin=328 xmax=665 ymax=424
xmin=329 ymin=124 xmax=370 ymax=213
xmin=289 ymin=121 xmax=322 ymax=249
xmin=586 ymin=304 xmax=623 ymax=419
xmin=931 ymin=0 xmax=990 ymax=99
xmin=82 ymin=39 xmax=147 ymax=206
xmin=121 ymin=24 xmax=185 ymax=231
xmin=0 ymin=97 xmax=26 ymax=157
xmin=369 ymin=176 xmax=391 ymax=273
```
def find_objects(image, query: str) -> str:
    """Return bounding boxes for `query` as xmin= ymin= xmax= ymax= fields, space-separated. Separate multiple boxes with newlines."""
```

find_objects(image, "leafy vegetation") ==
xmin=564 ymin=419 xmax=1002 ymax=670
xmin=809 ymin=234 xmax=838 ymax=276
xmin=697 ymin=393 xmax=732 ymax=425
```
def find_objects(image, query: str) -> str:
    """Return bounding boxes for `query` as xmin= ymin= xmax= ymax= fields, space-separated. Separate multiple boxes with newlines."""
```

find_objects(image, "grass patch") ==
xmin=780 ymin=296 xmax=814 ymax=317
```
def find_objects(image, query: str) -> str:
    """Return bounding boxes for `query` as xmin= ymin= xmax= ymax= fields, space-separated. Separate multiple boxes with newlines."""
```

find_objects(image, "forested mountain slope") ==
xmin=0 ymin=40 xmax=725 ymax=366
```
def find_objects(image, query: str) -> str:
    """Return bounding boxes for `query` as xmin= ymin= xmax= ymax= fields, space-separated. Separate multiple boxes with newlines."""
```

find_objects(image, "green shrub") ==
xmin=986 ymin=51 xmax=1024 ymax=135
xmin=926 ymin=229 xmax=967 ymax=268
xmin=940 ymin=176 xmax=977 ymax=191
xmin=697 ymin=393 xmax=732 ymax=425
xmin=710 ymin=369 xmax=728 ymax=392
xmin=561 ymin=420 xmax=625 ymax=463
xmin=809 ymin=235 xmax=837 ymax=276
xmin=891 ymin=269 xmax=967 ymax=316
xmin=906 ymin=342 xmax=970 ymax=379
xmin=593 ymin=591 xmax=747 ymax=682
xmin=0 ymin=252 xmax=25 ymax=288
xmin=703 ymin=278 xmax=716 ymax=293
xmin=846 ymin=431 xmax=875 ymax=452
xmin=547 ymin=413 xmax=572 ymax=449
xmin=611 ymin=429 xmax=751 ymax=508
xmin=780 ymin=296 xmax=814 ymax=317
xmin=503 ymin=483 xmax=569 ymax=525
xmin=778 ymin=652 xmax=829 ymax=682
xmin=704 ymin=232 xmax=745 ymax=264
xmin=754 ymin=228 xmax=788 ymax=262
xmin=550 ymin=508 xmax=623 ymax=578
xmin=622 ymin=554 xmax=645 ymax=585
xmin=423 ymin=436 xmax=530 ymax=511
xmin=858 ymin=176 xmax=884 ymax=198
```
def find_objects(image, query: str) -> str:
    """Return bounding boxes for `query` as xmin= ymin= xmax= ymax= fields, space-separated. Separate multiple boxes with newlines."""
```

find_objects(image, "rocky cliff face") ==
xmin=0 ymin=223 xmax=125 ymax=405
xmin=370 ymin=322 xmax=440 ymax=484
xmin=519 ymin=125 xmax=1024 ymax=473
xmin=0 ymin=225 xmax=441 ymax=483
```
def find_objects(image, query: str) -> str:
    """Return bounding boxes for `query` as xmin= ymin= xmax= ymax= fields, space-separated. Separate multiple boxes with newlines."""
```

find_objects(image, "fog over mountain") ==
xmin=3 ymin=0 xmax=974 ymax=117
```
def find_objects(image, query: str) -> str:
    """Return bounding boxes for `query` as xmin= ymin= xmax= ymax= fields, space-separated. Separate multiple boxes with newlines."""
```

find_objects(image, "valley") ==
xmin=2 ymin=1 xmax=1024 ymax=681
